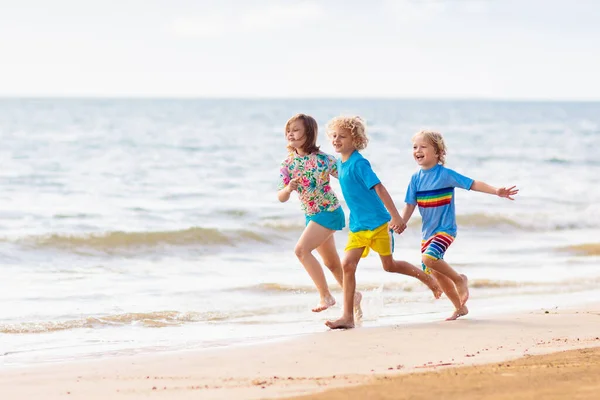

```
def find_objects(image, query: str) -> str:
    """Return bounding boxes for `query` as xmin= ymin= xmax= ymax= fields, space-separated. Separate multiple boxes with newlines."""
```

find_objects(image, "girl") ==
xmin=278 ymin=113 xmax=359 ymax=313
xmin=401 ymin=130 xmax=519 ymax=320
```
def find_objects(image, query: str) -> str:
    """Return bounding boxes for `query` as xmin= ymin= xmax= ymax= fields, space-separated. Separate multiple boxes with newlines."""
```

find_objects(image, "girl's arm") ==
xmin=471 ymin=181 xmax=519 ymax=200
xmin=277 ymin=187 xmax=292 ymax=203
xmin=277 ymin=178 xmax=299 ymax=202
xmin=401 ymin=203 xmax=416 ymax=223
xmin=374 ymin=183 xmax=406 ymax=233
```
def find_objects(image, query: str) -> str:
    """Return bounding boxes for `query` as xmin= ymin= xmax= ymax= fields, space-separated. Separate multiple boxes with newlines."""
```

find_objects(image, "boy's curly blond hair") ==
xmin=413 ymin=130 xmax=447 ymax=165
xmin=326 ymin=116 xmax=369 ymax=150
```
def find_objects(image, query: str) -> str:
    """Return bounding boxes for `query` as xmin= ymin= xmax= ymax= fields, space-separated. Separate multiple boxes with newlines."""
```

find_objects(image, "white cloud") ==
xmin=382 ymin=0 xmax=489 ymax=22
xmin=170 ymin=2 xmax=324 ymax=38
xmin=382 ymin=0 xmax=446 ymax=22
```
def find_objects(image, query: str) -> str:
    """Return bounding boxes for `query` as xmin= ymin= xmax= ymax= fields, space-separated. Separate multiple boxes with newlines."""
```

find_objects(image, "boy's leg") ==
xmin=429 ymin=269 xmax=468 ymax=320
xmin=294 ymin=222 xmax=336 ymax=312
xmin=325 ymin=247 xmax=364 ymax=329
xmin=379 ymin=255 xmax=442 ymax=299
xmin=372 ymin=226 xmax=441 ymax=298
xmin=423 ymin=256 xmax=469 ymax=308
xmin=421 ymin=233 xmax=468 ymax=306
xmin=316 ymin=236 xmax=363 ymax=316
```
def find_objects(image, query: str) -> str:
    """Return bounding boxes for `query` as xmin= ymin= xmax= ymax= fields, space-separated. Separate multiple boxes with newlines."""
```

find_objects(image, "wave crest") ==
xmin=561 ymin=243 xmax=600 ymax=256
xmin=456 ymin=213 xmax=523 ymax=229
xmin=15 ymin=227 xmax=271 ymax=253
xmin=1 ymin=309 xmax=275 ymax=334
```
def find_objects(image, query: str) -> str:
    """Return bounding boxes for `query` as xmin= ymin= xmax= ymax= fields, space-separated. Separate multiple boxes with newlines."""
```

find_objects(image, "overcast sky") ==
xmin=1 ymin=0 xmax=599 ymax=99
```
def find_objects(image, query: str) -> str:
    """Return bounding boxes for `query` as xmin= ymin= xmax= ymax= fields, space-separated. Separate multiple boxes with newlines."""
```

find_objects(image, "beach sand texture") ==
xmin=2 ymin=305 xmax=599 ymax=399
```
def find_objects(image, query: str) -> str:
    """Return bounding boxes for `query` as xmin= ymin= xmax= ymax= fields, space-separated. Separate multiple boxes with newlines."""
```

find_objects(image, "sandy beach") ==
xmin=291 ymin=347 xmax=600 ymax=400
xmin=2 ymin=304 xmax=599 ymax=399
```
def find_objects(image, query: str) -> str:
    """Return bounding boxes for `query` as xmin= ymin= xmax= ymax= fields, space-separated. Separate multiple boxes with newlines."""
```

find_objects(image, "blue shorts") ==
xmin=305 ymin=207 xmax=345 ymax=231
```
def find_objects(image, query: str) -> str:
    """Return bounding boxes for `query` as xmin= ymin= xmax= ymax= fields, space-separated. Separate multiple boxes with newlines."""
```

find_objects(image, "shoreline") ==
xmin=5 ymin=289 xmax=599 ymax=370
xmin=1 ymin=303 xmax=599 ymax=399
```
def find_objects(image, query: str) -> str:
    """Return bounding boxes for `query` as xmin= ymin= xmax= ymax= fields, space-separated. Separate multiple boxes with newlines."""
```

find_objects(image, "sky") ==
xmin=1 ymin=0 xmax=599 ymax=100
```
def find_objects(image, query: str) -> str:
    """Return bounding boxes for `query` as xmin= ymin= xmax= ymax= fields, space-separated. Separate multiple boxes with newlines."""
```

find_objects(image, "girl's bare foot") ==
xmin=325 ymin=316 xmax=355 ymax=329
xmin=354 ymin=291 xmax=363 ymax=320
xmin=457 ymin=274 xmax=469 ymax=306
xmin=312 ymin=295 xmax=336 ymax=312
xmin=446 ymin=305 xmax=469 ymax=321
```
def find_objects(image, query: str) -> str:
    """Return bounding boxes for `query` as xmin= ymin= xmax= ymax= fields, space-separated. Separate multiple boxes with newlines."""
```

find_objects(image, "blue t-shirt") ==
xmin=404 ymin=164 xmax=473 ymax=240
xmin=338 ymin=150 xmax=391 ymax=232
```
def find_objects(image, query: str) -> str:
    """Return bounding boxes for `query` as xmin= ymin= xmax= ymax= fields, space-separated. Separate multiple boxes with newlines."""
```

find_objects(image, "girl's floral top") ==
xmin=278 ymin=151 xmax=341 ymax=215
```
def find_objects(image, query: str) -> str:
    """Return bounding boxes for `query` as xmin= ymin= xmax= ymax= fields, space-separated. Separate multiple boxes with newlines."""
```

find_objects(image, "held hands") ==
xmin=496 ymin=185 xmax=519 ymax=200
xmin=389 ymin=216 xmax=407 ymax=234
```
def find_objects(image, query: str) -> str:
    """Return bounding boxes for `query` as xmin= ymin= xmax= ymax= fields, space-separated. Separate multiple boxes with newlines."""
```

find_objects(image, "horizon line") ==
xmin=1 ymin=95 xmax=599 ymax=103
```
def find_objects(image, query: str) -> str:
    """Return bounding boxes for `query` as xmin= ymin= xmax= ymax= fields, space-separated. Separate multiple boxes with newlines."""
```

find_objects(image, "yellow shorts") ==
xmin=345 ymin=222 xmax=393 ymax=258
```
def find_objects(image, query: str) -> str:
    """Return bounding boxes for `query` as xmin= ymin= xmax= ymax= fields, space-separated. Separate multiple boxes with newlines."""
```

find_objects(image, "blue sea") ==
xmin=1 ymin=98 xmax=599 ymax=367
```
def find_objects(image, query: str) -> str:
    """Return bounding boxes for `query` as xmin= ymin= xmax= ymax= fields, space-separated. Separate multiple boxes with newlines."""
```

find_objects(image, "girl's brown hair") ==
xmin=285 ymin=114 xmax=320 ymax=154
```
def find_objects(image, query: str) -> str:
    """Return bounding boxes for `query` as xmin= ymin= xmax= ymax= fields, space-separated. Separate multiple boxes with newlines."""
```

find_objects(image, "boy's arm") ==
xmin=471 ymin=181 xmax=519 ymax=200
xmin=373 ymin=183 xmax=406 ymax=233
xmin=401 ymin=203 xmax=416 ymax=223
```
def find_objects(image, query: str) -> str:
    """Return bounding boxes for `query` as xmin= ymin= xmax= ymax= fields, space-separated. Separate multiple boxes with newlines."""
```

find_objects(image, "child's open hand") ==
xmin=287 ymin=178 xmax=300 ymax=193
xmin=496 ymin=185 xmax=519 ymax=200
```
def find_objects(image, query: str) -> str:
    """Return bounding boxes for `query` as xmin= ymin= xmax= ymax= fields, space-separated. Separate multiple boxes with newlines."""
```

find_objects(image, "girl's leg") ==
xmin=317 ymin=235 xmax=364 ymax=318
xmin=379 ymin=256 xmax=442 ymax=299
xmin=315 ymin=234 xmax=343 ymax=287
xmin=294 ymin=222 xmax=336 ymax=312
xmin=325 ymin=247 xmax=364 ymax=329
xmin=429 ymin=270 xmax=468 ymax=320
xmin=423 ymin=256 xmax=469 ymax=308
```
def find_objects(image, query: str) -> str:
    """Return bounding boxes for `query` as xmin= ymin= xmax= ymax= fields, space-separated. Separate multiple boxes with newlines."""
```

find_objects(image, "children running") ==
xmin=401 ymin=130 xmax=519 ymax=320
xmin=278 ymin=113 xmax=360 ymax=313
xmin=324 ymin=116 xmax=442 ymax=330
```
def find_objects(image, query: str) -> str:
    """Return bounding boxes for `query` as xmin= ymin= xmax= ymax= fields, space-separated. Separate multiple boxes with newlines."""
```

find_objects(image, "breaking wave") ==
xmin=1 ymin=309 xmax=277 ymax=334
xmin=12 ymin=227 xmax=273 ymax=254
xmin=561 ymin=243 xmax=600 ymax=256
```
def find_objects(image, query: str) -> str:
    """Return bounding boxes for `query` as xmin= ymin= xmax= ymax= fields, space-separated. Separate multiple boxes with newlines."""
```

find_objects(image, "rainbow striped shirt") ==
xmin=405 ymin=164 xmax=473 ymax=240
xmin=416 ymin=187 xmax=454 ymax=208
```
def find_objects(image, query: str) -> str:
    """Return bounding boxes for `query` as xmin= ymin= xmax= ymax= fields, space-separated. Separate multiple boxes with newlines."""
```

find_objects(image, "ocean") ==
xmin=1 ymin=98 xmax=599 ymax=367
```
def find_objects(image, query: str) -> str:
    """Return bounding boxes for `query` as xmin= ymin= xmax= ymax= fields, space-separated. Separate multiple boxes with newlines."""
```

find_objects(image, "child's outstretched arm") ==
xmin=373 ymin=183 xmax=407 ymax=233
xmin=471 ymin=181 xmax=519 ymax=200
xmin=278 ymin=178 xmax=299 ymax=202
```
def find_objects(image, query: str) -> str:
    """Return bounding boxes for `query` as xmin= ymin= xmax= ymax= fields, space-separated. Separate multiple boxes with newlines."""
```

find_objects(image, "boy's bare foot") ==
xmin=446 ymin=305 xmax=469 ymax=321
xmin=312 ymin=295 xmax=336 ymax=312
xmin=354 ymin=292 xmax=363 ymax=320
xmin=325 ymin=316 xmax=355 ymax=330
xmin=427 ymin=276 xmax=443 ymax=299
xmin=457 ymin=274 xmax=469 ymax=306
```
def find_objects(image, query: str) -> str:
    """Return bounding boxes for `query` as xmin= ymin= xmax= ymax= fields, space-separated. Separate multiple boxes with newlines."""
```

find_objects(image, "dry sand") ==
xmin=1 ymin=305 xmax=599 ymax=399
xmin=289 ymin=347 xmax=600 ymax=400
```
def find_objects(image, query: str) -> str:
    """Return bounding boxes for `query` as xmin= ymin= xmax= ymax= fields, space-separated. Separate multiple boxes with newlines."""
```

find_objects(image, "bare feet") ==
xmin=427 ymin=276 xmax=443 ymax=299
xmin=446 ymin=305 xmax=469 ymax=321
xmin=354 ymin=291 xmax=363 ymax=320
xmin=312 ymin=295 xmax=336 ymax=312
xmin=457 ymin=274 xmax=469 ymax=306
xmin=325 ymin=316 xmax=355 ymax=330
